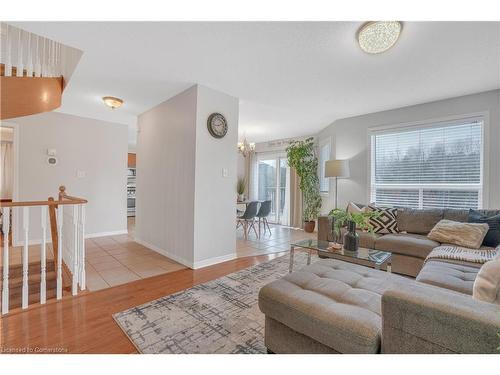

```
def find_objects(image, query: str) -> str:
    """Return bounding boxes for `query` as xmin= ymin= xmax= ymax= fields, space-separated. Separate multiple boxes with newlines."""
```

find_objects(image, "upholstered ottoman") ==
xmin=258 ymin=259 xmax=412 ymax=353
xmin=416 ymin=260 xmax=480 ymax=295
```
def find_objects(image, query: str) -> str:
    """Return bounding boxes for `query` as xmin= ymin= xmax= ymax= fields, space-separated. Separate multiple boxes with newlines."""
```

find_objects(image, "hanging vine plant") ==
xmin=286 ymin=137 xmax=322 ymax=232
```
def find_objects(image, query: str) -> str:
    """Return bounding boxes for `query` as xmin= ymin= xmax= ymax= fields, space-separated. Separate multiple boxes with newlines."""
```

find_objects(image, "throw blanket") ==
xmin=425 ymin=245 xmax=499 ymax=265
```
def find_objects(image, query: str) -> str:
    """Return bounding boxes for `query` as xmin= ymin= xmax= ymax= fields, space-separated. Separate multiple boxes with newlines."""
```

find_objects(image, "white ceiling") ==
xmin=12 ymin=22 xmax=500 ymax=145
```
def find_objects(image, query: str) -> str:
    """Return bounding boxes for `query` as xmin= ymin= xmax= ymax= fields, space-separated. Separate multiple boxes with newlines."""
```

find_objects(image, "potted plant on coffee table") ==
xmin=328 ymin=208 xmax=379 ymax=251
xmin=286 ymin=137 xmax=322 ymax=233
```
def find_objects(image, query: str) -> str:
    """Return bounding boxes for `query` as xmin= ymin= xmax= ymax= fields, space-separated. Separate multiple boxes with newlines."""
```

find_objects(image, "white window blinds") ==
xmin=319 ymin=140 xmax=331 ymax=193
xmin=370 ymin=118 xmax=483 ymax=209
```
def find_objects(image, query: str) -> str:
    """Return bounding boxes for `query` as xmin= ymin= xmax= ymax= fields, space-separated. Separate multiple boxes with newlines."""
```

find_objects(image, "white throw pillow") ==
xmin=346 ymin=202 xmax=367 ymax=214
xmin=473 ymin=249 xmax=500 ymax=305
xmin=427 ymin=219 xmax=489 ymax=249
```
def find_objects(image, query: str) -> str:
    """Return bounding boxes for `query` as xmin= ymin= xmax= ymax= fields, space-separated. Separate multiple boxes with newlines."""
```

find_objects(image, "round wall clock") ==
xmin=207 ymin=113 xmax=228 ymax=139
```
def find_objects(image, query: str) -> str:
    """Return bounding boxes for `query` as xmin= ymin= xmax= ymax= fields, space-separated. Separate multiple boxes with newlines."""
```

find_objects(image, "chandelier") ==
xmin=237 ymin=138 xmax=255 ymax=157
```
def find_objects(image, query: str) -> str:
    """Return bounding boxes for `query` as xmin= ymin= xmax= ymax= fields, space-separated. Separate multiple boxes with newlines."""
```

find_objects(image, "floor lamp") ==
xmin=325 ymin=159 xmax=350 ymax=242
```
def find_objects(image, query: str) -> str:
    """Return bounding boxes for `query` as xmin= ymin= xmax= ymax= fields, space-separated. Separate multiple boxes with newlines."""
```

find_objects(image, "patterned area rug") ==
xmin=113 ymin=252 xmax=314 ymax=354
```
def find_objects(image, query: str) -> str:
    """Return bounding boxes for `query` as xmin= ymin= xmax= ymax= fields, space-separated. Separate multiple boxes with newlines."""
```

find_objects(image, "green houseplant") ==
xmin=328 ymin=208 xmax=380 ymax=246
xmin=236 ymin=177 xmax=246 ymax=202
xmin=286 ymin=137 xmax=322 ymax=232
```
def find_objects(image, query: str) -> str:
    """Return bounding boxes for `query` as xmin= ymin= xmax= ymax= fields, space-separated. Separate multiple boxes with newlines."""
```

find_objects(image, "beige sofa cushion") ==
xmin=374 ymin=233 xmax=439 ymax=259
xmin=416 ymin=260 xmax=479 ymax=295
xmin=473 ymin=252 xmax=500 ymax=304
xmin=258 ymin=259 xmax=411 ymax=353
xmin=396 ymin=208 xmax=443 ymax=235
xmin=427 ymin=219 xmax=489 ymax=249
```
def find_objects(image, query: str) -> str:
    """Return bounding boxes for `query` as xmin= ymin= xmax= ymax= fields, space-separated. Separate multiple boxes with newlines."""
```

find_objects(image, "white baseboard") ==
xmin=134 ymin=237 xmax=237 ymax=270
xmin=192 ymin=253 xmax=237 ymax=269
xmin=134 ymin=237 xmax=194 ymax=268
xmin=85 ymin=230 xmax=128 ymax=239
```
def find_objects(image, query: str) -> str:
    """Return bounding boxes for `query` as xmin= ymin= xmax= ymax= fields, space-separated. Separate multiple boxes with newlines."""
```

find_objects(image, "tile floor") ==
xmin=84 ymin=218 xmax=315 ymax=291
xmin=85 ymin=230 xmax=186 ymax=291
xmin=236 ymin=220 xmax=316 ymax=258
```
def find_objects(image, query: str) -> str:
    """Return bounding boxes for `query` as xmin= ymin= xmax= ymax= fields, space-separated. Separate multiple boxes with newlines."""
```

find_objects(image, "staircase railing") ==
xmin=0 ymin=186 xmax=87 ymax=315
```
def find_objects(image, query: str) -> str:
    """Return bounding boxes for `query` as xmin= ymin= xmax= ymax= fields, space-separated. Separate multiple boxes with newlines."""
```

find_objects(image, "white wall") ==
xmin=135 ymin=86 xmax=198 ymax=266
xmin=9 ymin=111 xmax=128 ymax=244
xmin=317 ymin=89 xmax=500 ymax=213
xmin=136 ymin=85 xmax=239 ymax=269
xmin=193 ymin=85 xmax=239 ymax=267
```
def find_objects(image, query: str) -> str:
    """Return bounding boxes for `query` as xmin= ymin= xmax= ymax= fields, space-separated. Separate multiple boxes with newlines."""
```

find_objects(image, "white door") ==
xmin=256 ymin=154 xmax=289 ymax=225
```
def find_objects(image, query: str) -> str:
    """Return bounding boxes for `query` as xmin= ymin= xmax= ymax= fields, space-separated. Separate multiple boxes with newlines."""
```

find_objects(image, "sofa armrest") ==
xmin=382 ymin=282 xmax=500 ymax=353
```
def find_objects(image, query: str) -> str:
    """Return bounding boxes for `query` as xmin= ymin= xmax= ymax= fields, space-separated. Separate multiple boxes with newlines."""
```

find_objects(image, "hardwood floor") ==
xmin=0 ymin=251 xmax=289 ymax=354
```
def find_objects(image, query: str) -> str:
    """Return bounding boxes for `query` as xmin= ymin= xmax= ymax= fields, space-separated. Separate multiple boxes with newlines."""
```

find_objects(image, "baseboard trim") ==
xmin=134 ymin=237 xmax=194 ymax=269
xmin=193 ymin=253 xmax=237 ymax=269
xmin=134 ymin=237 xmax=237 ymax=270
xmin=85 ymin=230 xmax=128 ymax=239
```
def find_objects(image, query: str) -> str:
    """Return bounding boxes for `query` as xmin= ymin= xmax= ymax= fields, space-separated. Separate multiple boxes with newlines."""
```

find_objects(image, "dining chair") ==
xmin=236 ymin=201 xmax=259 ymax=240
xmin=256 ymin=200 xmax=272 ymax=238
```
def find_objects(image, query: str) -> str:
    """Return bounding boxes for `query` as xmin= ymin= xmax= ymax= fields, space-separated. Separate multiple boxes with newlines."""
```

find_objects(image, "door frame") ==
xmin=255 ymin=152 xmax=289 ymax=225
xmin=0 ymin=121 xmax=20 ymax=245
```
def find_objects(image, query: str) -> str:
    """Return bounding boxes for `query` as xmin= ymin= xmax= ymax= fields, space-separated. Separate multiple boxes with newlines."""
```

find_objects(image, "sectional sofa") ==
xmin=317 ymin=207 xmax=500 ymax=277
xmin=258 ymin=207 xmax=500 ymax=353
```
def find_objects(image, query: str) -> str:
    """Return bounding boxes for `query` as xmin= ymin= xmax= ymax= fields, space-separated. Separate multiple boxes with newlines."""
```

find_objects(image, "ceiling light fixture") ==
xmin=102 ymin=96 xmax=124 ymax=110
xmin=237 ymin=137 xmax=256 ymax=157
xmin=357 ymin=21 xmax=402 ymax=54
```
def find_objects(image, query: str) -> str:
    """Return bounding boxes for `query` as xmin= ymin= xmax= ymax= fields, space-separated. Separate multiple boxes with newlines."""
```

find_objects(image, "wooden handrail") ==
xmin=58 ymin=186 xmax=88 ymax=203
xmin=0 ymin=186 xmax=88 ymax=208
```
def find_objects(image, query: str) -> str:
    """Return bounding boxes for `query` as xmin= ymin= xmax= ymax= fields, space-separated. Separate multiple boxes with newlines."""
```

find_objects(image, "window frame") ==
xmin=367 ymin=113 xmax=489 ymax=209
xmin=318 ymin=137 xmax=332 ymax=196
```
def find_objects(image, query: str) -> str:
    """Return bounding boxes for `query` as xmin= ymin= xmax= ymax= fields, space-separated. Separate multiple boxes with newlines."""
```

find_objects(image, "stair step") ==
xmin=1 ymin=260 xmax=56 ymax=279
xmin=5 ymin=270 xmax=57 ymax=288
xmin=8 ymin=288 xmax=58 ymax=309
xmin=1 ymin=271 xmax=58 ymax=310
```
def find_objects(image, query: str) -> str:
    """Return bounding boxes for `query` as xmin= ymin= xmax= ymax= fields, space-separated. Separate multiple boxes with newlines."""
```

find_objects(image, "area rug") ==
xmin=113 ymin=252 xmax=314 ymax=354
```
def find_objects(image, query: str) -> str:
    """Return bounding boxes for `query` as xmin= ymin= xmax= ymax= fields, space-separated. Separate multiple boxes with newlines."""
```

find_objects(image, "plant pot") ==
xmin=304 ymin=221 xmax=316 ymax=233
xmin=238 ymin=194 xmax=244 ymax=202
xmin=343 ymin=220 xmax=359 ymax=251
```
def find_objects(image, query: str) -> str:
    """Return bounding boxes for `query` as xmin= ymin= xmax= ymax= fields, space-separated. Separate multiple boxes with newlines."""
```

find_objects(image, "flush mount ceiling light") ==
xmin=357 ymin=21 xmax=402 ymax=54
xmin=102 ymin=96 xmax=124 ymax=109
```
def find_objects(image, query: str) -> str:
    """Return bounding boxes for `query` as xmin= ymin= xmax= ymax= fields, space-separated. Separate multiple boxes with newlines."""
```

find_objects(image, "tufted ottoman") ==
xmin=415 ymin=260 xmax=480 ymax=295
xmin=258 ymin=258 xmax=412 ymax=353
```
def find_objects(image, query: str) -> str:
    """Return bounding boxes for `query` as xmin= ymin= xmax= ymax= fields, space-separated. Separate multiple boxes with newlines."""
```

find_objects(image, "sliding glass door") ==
xmin=256 ymin=154 xmax=289 ymax=225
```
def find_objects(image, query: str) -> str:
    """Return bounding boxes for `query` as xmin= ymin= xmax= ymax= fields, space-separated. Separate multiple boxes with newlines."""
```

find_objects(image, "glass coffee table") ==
xmin=289 ymin=239 xmax=392 ymax=273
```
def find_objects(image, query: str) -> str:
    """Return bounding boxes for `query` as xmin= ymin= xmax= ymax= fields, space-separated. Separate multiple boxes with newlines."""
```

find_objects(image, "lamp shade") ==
xmin=325 ymin=159 xmax=350 ymax=178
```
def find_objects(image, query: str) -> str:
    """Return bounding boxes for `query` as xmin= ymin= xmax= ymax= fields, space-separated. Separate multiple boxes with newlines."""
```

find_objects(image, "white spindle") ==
xmin=40 ymin=206 xmax=47 ymax=304
xmin=72 ymin=205 xmax=78 ymax=296
xmin=22 ymin=207 xmax=29 ymax=309
xmin=2 ymin=207 xmax=10 ymax=315
xmin=26 ymin=33 xmax=33 ymax=77
xmin=16 ymin=29 xmax=24 ymax=77
xmin=79 ymin=205 xmax=86 ymax=290
xmin=56 ymin=206 xmax=63 ymax=300
xmin=34 ymin=36 xmax=41 ymax=77
xmin=5 ymin=25 xmax=12 ymax=76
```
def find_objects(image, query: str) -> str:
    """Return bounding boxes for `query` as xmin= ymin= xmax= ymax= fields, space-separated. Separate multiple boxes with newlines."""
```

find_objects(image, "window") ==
xmin=370 ymin=118 xmax=483 ymax=209
xmin=319 ymin=139 xmax=331 ymax=193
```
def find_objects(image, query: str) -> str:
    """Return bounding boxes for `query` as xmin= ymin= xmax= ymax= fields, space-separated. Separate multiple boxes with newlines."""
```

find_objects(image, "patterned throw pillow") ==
xmin=367 ymin=205 xmax=399 ymax=234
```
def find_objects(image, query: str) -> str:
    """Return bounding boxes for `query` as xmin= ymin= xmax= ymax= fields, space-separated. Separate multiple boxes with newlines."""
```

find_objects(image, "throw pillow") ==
xmin=473 ymin=251 xmax=500 ymax=305
xmin=367 ymin=205 xmax=399 ymax=234
xmin=346 ymin=201 xmax=367 ymax=214
xmin=468 ymin=209 xmax=500 ymax=247
xmin=427 ymin=219 xmax=489 ymax=249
